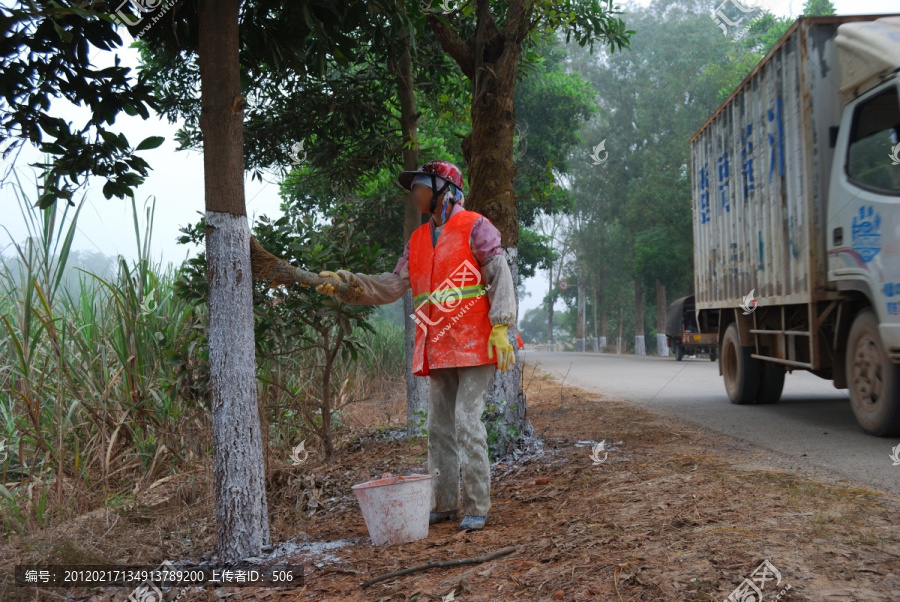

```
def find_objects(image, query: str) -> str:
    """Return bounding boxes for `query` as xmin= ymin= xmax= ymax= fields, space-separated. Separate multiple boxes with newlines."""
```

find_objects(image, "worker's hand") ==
xmin=316 ymin=270 xmax=346 ymax=297
xmin=487 ymin=324 xmax=516 ymax=372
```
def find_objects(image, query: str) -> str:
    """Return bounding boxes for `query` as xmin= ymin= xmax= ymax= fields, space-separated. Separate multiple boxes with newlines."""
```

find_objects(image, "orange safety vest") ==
xmin=408 ymin=209 xmax=496 ymax=376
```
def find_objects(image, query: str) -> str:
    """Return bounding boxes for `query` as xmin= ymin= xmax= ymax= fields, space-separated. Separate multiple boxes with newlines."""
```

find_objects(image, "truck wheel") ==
xmin=675 ymin=345 xmax=684 ymax=361
xmin=709 ymin=348 xmax=718 ymax=362
xmin=846 ymin=308 xmax=900 ymax=436
xmin=722 ymin=323 xmax=761 ymax=404
xmin=755 ymin=360 xmax=785 ymax=404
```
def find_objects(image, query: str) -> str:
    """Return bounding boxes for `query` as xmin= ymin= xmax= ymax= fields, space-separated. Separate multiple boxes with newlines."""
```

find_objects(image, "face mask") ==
xmin=411 ymin=174 xmax=464 ymax=217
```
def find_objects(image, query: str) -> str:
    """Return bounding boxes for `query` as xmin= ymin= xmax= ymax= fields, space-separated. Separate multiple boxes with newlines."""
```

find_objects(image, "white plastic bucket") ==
xmin=351 ymin=472 xmax=432 ymax=546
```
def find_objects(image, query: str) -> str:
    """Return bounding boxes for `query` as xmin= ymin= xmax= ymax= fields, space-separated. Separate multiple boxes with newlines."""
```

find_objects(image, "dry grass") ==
xmin=4 ymin=365 xmax=900 ymax=601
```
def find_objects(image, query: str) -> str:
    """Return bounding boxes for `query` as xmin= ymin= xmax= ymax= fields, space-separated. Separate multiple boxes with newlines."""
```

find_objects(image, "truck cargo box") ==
xmin=690 ymin=16 xmax=891 ymax=311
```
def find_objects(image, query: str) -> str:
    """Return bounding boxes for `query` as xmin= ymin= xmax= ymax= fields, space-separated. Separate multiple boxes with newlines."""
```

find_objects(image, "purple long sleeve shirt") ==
xmin=392 ymin=202 xmax=503 ymax=275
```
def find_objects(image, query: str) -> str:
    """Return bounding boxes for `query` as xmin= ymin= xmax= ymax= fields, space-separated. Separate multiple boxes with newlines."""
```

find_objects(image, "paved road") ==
xmin=522 ymin=350 xmax=900 ymax=496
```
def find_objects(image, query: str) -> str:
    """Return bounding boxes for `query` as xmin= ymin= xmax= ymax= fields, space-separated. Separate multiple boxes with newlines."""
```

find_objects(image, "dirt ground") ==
xmin=3 ymin=362 xmax=900 ymax=601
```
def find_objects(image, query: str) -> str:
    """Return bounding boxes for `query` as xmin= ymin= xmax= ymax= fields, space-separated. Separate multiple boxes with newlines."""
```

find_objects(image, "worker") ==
xmin=315 ymin=160 xmax=517 ymax=531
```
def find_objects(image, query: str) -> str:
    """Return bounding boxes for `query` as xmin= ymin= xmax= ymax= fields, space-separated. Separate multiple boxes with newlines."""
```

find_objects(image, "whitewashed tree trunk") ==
xmin=633 ymin=278 xmax=644 ymax=355
xmin=656 ymin=280 xmax=669 ymax=356
xmin=405 ymin=290 xmax=429 ymax=436
xmin=635 ymin=335 xmax=646 ymax=355
xmin=487 ymin=247 xmax=532 ymax=458
xmin=576 ymin=281 xmax=585 ymax=352
xmin=657 ymin=333 xmax=670 ymax=357
xmin=199 ymin=0 xmax=270 ymax=562
xmin=206 ymin=212 xmax=271 ymax=561
xmin=616 ymin=307 xmax=623 ymax=354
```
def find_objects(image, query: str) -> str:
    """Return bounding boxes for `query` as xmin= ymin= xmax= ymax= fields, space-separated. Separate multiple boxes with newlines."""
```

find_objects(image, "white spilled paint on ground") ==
xmin=260 ymin=537 xmax=360 ymax=568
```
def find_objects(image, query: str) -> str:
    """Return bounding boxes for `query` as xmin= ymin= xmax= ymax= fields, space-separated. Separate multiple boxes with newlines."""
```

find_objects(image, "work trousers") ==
xmin=426 ymin=363 xmax=495 ymax=517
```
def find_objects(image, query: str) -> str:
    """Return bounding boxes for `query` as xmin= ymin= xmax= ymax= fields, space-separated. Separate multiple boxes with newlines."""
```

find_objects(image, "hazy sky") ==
xmin=1 ymin=0 xmax=897 ymax=321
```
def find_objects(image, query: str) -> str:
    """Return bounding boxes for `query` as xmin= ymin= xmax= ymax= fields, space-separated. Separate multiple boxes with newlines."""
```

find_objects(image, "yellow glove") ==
xmin=316 ymin=270 xmax=344 ymax=296
xmin=487 ymin=324 xmax=516 ymax=372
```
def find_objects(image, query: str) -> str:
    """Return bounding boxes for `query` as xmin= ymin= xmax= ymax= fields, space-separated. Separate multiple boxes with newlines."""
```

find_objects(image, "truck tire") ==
xmin=675 ymin=345 xmax=684 ymax=361
xmin=755 ymin=360 xmax=785 ymax=404
xmin=722 ymin=323 xmax=761 ymax=404
xmin=846 ymin=308 xmax=900 ymax=436
xmin=709 ymin=348 xmax=717 ymax=362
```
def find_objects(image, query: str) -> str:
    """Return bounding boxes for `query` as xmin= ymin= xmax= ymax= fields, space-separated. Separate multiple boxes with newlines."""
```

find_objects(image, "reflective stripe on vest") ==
xmin=412 ymin=283 xmax=487 ymax=306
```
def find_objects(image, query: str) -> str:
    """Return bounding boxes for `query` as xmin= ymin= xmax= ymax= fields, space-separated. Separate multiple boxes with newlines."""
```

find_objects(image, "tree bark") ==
xmin=576 ymin=279 xmax=585 ymax=352
xmin=393 ymin=26 xmax=429 ymax=436
xmin=547 ymin=270 xmax=554 ymax=344
xmin=634 ymin=278 xmax=645 ymax=355
xmin=598 ymin=284 xmax=607 ymax=351
xmin=199 ymin=0 xmax=270 ymax=562
xmin=591 ymin=284 xmax=598 ymax=351
xmin=488 ymin=248 xmax=533 ymax=457
xmin=616 ymin=306 xmax=623 ymax=354
xmin=656 ymin=279 xmax=669 ymax=357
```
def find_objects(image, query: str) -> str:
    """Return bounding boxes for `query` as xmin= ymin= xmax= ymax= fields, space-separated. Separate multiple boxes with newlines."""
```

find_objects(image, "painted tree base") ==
xmin=405 ymin=290 xmax=429 ymax=437
xmin=657 ymin=333 xmax=670 ymax=357
xmin=206 ymin=211 xmax=271 ymax=561
xmin=485 ymin=247 xmax=531 ymax=460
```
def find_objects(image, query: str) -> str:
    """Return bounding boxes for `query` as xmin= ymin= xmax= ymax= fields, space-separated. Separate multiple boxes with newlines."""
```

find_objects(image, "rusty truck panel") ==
xmin=691 ymin=18 xmax=860 ymax=310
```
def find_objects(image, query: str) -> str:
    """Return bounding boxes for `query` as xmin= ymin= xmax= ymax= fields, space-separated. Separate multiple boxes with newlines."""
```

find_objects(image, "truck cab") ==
xmin=827 ymin=78 xmax=900 ymax=353
xmin=826 ymin=21 xmax=900 ymax=434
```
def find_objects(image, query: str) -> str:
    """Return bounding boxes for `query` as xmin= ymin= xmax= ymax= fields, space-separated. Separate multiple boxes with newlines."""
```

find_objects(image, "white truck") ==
xmin=690 ymin=15 xmax=900 ymax=435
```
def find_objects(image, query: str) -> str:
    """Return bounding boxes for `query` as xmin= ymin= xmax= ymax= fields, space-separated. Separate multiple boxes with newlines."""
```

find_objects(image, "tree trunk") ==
xmin=404 ymin=292 xmax=429 ymax=435
xmin=394 ymin=26 xmax=429 ymax=436
xmin=457 ymin=32 xmax=520 ymax=241
xmin=487 ymin=248 xmax=533 ymax=458
xmin=576 ymin=279 xmax=585 ymax=352
xmin=429 ymin=0 xmax=533 ymax=456
xmin=198 ymin=0 xmax=270 ymax=562
xmin=616 ymin=306 xmax=623 ymax=354
xmin=547 ymin=272 xmax=554 ymax=344
xmin=321 ymin=354 xmax=333 ymax=459
xmin=634 ymin=278 xmax=645 ymax=355
xmin=656 ymin=279 xmax=669 ymax=357
xmin=591 ymin=285 xmax=598 ymax=351
xmin=598 ymin=285 xmax=607 ymax=351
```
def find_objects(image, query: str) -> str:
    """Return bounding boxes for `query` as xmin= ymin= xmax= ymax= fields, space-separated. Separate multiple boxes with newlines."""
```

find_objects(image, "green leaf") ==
xmin=135 ymin=136 xmax=165 ymax=151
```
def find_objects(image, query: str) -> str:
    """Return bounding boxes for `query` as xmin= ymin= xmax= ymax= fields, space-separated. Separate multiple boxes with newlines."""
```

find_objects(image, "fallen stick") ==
xmin=361 ymin=546 xmax=516 ymax=589
xmin=249 ymin=236 xmax=361 ymax=299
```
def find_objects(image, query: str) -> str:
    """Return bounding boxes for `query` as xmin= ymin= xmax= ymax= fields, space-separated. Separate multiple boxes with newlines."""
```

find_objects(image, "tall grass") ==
xmin=0 ymin=182 xmax=207 ymax=535
xmin=0 ymin=179 xmax=406 ymax=537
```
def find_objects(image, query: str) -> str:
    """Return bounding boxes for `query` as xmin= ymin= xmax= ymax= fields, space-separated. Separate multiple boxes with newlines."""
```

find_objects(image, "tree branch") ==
xmin=361 ymin=546 xmax=517 ymax=588
xmin=249 ymin=236 xmax=362 ymax=299
xmin=427 ymin=14 xmax=475 ymax=79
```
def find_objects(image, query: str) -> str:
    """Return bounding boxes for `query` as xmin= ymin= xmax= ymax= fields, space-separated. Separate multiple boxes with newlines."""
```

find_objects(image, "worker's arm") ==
xmin=481 ymin=255 xmax=516 ymax=327
xmin=318 ymin=242 xmax=411 ymax=305
xmin=470 ymin=218 xmax=517 ymax=327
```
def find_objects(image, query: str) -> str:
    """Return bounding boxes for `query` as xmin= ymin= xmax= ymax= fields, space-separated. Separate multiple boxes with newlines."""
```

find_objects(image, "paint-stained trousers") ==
xmin=426 ymin=363 xmax=495 ymax=517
